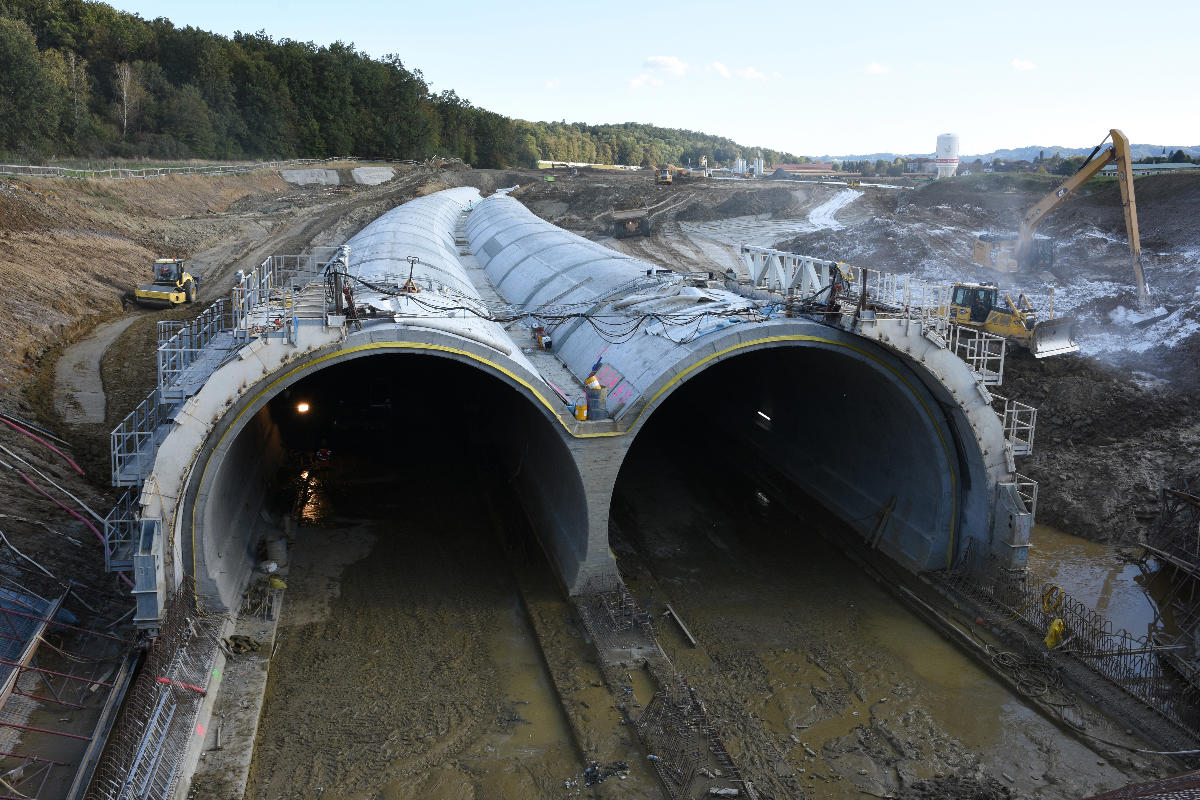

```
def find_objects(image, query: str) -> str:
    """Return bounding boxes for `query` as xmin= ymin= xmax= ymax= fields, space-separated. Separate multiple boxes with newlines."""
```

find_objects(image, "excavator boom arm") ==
xmin=1015 ymin=129 xmax=1145 ymax=306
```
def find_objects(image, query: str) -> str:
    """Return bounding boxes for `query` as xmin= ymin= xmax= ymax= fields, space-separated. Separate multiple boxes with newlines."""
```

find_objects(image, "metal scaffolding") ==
xmin=0 ymin=564 xmax=135 ymax=800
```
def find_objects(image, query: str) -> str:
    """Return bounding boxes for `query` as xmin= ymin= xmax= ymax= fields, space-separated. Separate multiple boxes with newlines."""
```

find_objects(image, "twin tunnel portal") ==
xmin=127 ymin=186 xmax=1034 ymax=627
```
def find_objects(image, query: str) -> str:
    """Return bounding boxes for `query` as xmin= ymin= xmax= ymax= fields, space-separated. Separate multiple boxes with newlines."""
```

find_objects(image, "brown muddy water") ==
xmin=609 ymin=432 xmax=1165 ymax=799
xmin=248 ymin=452 xmax=1167 ymax=799
xmin=246 ymin=459 xmax=652 ymax=799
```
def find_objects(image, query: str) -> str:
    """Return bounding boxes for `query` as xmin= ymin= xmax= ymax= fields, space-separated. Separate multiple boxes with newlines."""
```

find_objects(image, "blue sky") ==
xmin=113 ymin=0 xmax=1197 ymax=157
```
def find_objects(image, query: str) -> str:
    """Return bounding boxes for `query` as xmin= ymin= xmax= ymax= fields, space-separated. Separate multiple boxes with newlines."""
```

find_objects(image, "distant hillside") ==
xmin=0 ymin=0 xmax=794 ymax=167
xmin=964 ymin=144 xmax=1200 ymax=162
xmin=819 ymin=144 xmax=1200 ymax=163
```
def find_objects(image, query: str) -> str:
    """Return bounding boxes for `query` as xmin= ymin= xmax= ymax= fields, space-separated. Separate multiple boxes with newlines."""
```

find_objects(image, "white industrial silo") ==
xmin=935 ymin=133 xmax=960 ymax=178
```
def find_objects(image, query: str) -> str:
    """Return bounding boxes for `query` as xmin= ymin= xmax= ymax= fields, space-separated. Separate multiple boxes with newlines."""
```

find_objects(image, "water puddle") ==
xmin=1028 ymin=524 xmax=1160 ymax=637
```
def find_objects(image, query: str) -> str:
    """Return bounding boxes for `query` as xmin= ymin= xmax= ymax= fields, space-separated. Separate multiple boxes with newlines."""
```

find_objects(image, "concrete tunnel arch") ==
xmin=137 ymin=186 xmax=1024 ymax=624
xmin=176 ymin=337 xmax=591 ymax=610
xmin=600 ymin=324 xmax=989 ymax=575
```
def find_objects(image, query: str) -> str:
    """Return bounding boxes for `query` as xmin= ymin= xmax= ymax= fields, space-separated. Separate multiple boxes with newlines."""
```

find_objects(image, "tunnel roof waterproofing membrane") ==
xmin=467 ymin=192 xmax=768 ymax=419
xmin=340 ymin=187 xmax=541 ymax=373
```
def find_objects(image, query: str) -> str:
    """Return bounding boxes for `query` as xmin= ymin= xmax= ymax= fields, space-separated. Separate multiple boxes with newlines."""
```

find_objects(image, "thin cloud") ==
xmin=645 ymin=55 xmax=690 ymax=76
xmin=864 ymin=62 xmax=890 ymax=75
xmin=1011 ymin=58 xmax=1037 ymax=71
xmin=711 ymin=61 xmax=731 ymax=78
xmin=544 ymin=78 xmax=561 ymax=89
xmin=735 ymin=66 xmax=767 ymax=80
xmin=628 ymin=73 xmax=663 ymax=89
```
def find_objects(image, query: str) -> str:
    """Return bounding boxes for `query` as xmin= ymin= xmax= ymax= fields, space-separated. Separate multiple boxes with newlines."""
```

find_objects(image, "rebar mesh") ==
xmin=84 ymin=579 xmax=226 ymax=800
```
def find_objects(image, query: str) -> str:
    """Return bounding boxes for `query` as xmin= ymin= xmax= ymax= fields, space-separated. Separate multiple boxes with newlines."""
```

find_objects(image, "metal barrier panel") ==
xmin=102 ymin=489 xmax=139 ymax=573
xmin=157 ymin=300 xmax=232 ymax=391
xmin=110 ymin=390 xmax=166 ymax=486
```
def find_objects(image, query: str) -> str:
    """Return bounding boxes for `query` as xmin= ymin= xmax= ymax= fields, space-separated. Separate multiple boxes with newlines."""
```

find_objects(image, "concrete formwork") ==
xmin=139 ymin=187 xmax=1023 ymax=616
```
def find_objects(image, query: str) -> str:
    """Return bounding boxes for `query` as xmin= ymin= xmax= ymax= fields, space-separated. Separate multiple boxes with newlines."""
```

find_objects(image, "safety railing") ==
xmin=233 ymin=248 xmax=340 ymax=334
xmin=857 ymin=268 xmax=953 ymax=326
xmin=991 ymin=393 xmax=1037 ymax=455
xmin=1010 ymin=471 xmax=1039 ymax=517
xmin=102 ymin=489 xmax=140 ymax=573
xmin=944 ymin=543 xmax=1200 ymax=739
xmin=947 ymin=322 xmax=1007 ymax=385
xmin=110 ymin=389 xmax=168 ymax=487
xmin=157 ymin=299 xmax=234 ymax=392
xmin=156 ymin=320 xmax=184 ymax=346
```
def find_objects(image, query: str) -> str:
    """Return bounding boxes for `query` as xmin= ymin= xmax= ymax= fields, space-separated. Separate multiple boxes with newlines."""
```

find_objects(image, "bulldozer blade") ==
xmin=1031 ymin=316 xmax=1079 ymax=358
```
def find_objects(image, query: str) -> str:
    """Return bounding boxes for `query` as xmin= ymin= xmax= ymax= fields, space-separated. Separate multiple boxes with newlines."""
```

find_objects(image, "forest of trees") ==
xmin=0 ymin=0 xmax=796 ymax=167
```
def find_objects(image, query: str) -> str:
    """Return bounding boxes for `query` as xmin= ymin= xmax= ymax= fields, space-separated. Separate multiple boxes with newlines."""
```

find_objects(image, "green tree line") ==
xmin=0 ymin=0 xmax=796 ymax=167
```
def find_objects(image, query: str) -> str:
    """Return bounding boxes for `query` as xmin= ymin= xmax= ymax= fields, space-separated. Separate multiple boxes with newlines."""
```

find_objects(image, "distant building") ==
xmin=1098 ymin=162 xmax=1199 ymax=177
xmin=773 ymin=162 xmax=837 ymax=175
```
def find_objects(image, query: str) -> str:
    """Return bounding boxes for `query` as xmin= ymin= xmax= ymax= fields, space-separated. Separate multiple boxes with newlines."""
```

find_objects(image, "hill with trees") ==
xmin=0 ymin=0 xmax=796 ymax=167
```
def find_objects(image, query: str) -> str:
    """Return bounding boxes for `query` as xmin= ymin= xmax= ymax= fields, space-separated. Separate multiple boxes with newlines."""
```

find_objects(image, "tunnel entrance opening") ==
xmin=191 ymin=352 xmax=591 ymax=608
xmin=615 ymin=345 xmax=963 ymax=573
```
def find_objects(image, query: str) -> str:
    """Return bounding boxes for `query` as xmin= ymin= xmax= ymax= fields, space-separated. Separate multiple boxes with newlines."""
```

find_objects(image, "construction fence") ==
xmin=944 ymin=543 xmax=1200 ymax=739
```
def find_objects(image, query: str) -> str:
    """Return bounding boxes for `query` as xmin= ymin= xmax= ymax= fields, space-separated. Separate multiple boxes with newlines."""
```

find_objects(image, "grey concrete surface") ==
xmin=280 ymin=169 xmax=340 ymax=185
xmin=350 ymin=166 xmax=394 ymax=185
xmin=146 ymin=188 xmax=1015 ymax=619
xmin=54 ymin=315 xmax=139 ymax=423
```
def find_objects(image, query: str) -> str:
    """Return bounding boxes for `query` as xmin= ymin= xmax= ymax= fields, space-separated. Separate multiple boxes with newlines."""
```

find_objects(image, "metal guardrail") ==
xmin=945 ymin=543 xmax=1200 ymax=739
xmin=102 ymin=489 xmax=139 ymax=572
xmin=110 ymin=390 xmax=168 ymax=487
xmin=991 ymin=393 xmax=1037 ymax=456
xmin=157 ymin=300 xmax=234 ymax=396
xmin=1009 ymin=471 xmax=1039 ymax=517
xmin=946 ymin=322 xmax=1007 ymax=385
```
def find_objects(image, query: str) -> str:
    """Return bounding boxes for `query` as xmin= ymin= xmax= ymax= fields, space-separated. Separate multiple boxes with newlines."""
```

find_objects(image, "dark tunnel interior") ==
xmin=613 ymin=346 xmax=963 ymax=573
xmin=196 ymin=354 xmax=587 ymax=606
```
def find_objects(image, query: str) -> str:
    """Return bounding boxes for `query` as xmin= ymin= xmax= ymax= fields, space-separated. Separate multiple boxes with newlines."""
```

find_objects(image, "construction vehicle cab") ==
xmin=135 ymin=258 xmax=200 ymax=308
xmin=656 ymin=167 xmax=673 ymax=185
xmin=950 ymin=281 xmax=1078 ymax=358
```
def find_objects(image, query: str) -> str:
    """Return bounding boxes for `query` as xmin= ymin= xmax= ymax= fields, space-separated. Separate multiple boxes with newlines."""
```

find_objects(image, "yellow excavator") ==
xmin=949 ymin=282 xmax=1078 ymax=358
xmin=972 ymin=128 xmax=1146 ymax=308
xmin=134 ymin=258 xmax=200 ymax=308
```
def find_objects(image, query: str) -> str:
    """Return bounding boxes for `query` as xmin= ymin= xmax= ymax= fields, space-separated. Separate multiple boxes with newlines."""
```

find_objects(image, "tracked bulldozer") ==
xmin=950 ymin=282 xmax=1077 ymax=358
xmin=134 ymin=258 xmax=200 ymax=308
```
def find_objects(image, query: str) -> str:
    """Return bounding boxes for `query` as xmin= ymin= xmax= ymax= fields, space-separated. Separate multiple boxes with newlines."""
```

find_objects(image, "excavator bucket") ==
xmin=1031 ymin=316 xmax=1079 ymax=358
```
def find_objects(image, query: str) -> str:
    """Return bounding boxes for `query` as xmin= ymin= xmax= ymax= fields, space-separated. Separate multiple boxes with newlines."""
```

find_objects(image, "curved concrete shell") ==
xmin=137 ymin=187 xmax=1028 ymax=618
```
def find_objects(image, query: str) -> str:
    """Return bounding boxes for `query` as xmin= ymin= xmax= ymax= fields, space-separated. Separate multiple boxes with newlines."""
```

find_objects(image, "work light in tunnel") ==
xmin=296 ymin=402 xmax=310 ymax=414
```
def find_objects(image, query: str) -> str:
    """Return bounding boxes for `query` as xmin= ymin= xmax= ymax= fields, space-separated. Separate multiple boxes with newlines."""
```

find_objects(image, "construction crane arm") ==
xmin=1016 ymin=128 xmax=1145 ymax=307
